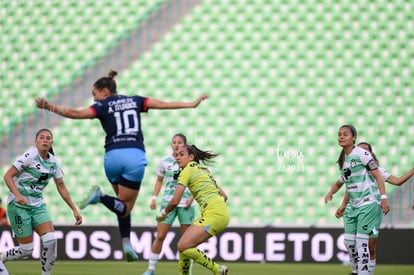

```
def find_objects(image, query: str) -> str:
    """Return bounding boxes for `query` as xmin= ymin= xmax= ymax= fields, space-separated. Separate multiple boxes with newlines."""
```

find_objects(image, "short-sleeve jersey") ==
xmin=338 ymin=146 xmax=379 ymax=208
xmin=8 ymin=147 xmax=63 ymax=207
xmin=377 ymin=167 xmax=391 ymax=182
xmin=157 ymin=154 xmax=193 ymax=207
xmin=90 ymin=95 xmax=149 ymax=152
xmin=177 ymin=161 xmax=222 ymax=207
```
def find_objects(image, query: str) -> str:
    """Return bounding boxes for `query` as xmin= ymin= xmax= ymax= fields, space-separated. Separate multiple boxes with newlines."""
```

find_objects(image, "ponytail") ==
xmin=336 ymin=149 xmax=345 ymax=170
xmin=186 ymin=145 xmax=218 ymax=165
xmin=93 ymin=70 xmax=118 ymax=94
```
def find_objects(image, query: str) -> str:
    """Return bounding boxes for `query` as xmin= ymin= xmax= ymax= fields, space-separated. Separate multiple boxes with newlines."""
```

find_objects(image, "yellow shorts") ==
xmin=193 ymin=197 xmax=229 ymax=236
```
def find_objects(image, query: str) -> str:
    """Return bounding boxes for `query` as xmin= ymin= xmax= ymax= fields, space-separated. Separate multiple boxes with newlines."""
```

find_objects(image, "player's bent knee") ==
xmin=177 ymin=242 xmax=191 ymax=253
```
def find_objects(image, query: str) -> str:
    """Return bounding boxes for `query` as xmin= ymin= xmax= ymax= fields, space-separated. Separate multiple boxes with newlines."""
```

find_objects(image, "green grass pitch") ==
xmin=3 ymin=261 xmax=414 ymax=275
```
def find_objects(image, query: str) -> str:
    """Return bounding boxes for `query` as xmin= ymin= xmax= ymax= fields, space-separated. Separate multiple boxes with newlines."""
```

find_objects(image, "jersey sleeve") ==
xmin=177 ymin=166 xmax=191 ymax=188
xmin=143 ymin=97 xmax=149 ymax=112
xmin=90 ymin=102 xmax=103 ymax=118
xmin=134 ymin=96 xmax=149 ymax=113
xmin=48 ymin=154 xmax=63 ymax=179
xmin=53 ymin=160 xmax=64 ymax=179
xmin=359 ymin=149 xmax=378 ymax=170
xmin=13 ymin=149 xmax=35 ymax=172
xmin=88 ymin=106 xmax=97 ymax=118
xmin=53 ymin=168 xmax=63 ymax=179
xmin=156 ymin=159 xmax=165 ymax=177
xmin=378 ymin=166 xmax=391 ymax=181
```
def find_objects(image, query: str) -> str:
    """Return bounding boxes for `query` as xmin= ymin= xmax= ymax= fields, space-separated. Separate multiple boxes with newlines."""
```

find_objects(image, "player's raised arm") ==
xmin=35 ymin=98 xmax=94 ymax=119
xmin=146 ymin=94 xmax=208 ymax=109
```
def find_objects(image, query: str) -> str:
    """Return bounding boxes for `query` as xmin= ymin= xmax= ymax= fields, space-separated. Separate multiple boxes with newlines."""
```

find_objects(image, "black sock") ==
xmin=118 ymin=214 xmax=131 ymax=239
xmin=100 ymin=195 xmax=127 ymax=217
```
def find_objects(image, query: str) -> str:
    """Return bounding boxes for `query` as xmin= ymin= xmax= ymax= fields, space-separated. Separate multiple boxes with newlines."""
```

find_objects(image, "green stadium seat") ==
xmin=0 ymin=0 xmax=167 ymax=137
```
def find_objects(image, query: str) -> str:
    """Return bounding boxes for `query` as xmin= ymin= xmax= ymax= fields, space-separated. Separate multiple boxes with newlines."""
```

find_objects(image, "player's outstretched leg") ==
xmin=79 ymin=185 xmax=103 ymax=209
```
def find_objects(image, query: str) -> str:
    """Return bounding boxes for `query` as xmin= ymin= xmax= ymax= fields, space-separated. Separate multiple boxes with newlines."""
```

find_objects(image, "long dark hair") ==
xmin=336 ymin=124 xmax=357 ymax=169
xmin=35 ymin=128 xmax=55 ymax=155
xmin=93 ymin=70 xmax=117 ymax=94
xmin=358 ymin=142 xmax=379 ymax=165
xmin=185 ymin=145 xmax=218 ymax=165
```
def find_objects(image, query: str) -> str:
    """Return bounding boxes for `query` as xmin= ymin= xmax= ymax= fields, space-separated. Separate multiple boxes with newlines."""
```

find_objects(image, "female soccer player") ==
xmin=143 ymin=134 xmax=195 ymax=275
xmin=0 ymin=128 xmax=82 ymax=275
xmin=35 ymin=70 xmax=208 ymax=262
xmin=156 ymin=144 xmax=229 ymax=275
xmin=325 ymin=141 xmax=414 ymax=275
xmin=327 ymin=125 xmax=389 ymax=275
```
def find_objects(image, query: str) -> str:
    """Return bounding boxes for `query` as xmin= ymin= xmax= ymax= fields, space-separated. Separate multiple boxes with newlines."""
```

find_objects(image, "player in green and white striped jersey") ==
xmin=0 ymin=129 xmax=82 ymax=275
xmin=326 ymin=141 xmax=414 ymax=275
xmin=143 ymin=134 xmax=195 ymax=275
xmin=333 ymin=125 xmax=389 ymax=275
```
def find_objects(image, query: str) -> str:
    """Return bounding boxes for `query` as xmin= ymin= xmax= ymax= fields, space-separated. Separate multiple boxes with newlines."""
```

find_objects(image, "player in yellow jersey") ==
xmin=156 ymin=144 xmax=229 ymax=275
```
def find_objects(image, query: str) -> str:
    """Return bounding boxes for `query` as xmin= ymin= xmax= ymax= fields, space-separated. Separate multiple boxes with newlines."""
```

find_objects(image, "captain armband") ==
xmin=366 ymin=159 xmax=378 ymax=171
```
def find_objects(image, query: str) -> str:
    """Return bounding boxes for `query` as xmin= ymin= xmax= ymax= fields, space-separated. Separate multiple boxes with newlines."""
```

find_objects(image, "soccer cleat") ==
xmin=218 ymin=265 xmax=228 ymax=275
xmin=123 ymin=241 xmax=138 ymax=262
xmin=142 ymin=269 xmax=155 ymax=275
xmin=79 ymin=185 xmax=102 ymax=210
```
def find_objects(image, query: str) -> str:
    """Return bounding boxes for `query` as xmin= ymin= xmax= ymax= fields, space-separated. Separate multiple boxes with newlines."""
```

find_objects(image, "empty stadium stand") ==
xmin=1 ymin=0 xmax=414 ymax=226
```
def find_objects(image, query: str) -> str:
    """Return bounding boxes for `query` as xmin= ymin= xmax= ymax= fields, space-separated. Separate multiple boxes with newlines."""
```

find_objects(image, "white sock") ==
xmin=368 ymin=259 xmax=376 ymax=275
xmin=148 ymin=253 xmax=159 ymax=270
xmin=344 ymin=233 xmax=357 ymax=274
xmin=356 ymin=233 xmax=370 ymax=275
xmin=2 ymin=243 xmax=33 ymax=261
xmin=40 ymin=232 xmax=57 ymax=275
